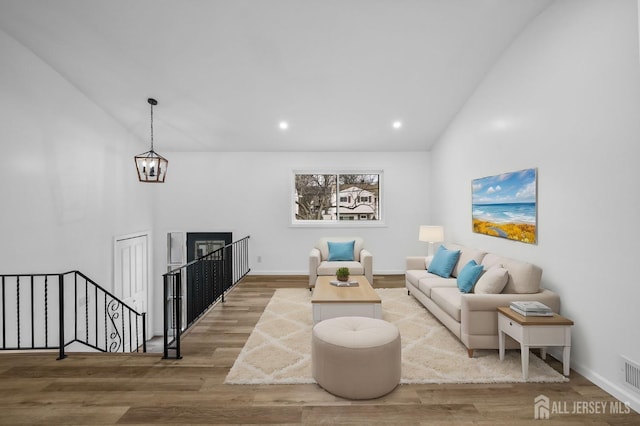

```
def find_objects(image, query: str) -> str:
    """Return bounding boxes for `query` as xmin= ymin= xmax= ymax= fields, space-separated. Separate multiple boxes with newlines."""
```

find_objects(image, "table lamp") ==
xmin=419 ymin=225 xmax=444 ymax=256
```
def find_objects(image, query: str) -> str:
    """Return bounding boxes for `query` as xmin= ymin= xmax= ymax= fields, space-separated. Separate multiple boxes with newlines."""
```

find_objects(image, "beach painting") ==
xmin=472 ymin=168 xmax=537 ymax=244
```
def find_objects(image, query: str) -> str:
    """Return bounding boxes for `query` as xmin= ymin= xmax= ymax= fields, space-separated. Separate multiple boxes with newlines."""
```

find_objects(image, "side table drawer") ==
xmin=498 ymin=314 xmax=523 ymax=341
xmin=524 ymin=326 xmax=570 ymax=346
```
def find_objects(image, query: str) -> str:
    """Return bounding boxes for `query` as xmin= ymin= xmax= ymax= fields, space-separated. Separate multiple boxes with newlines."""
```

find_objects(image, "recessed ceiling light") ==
xmin=492 ymin=119 xmax=510 ymax=130
xmin=279 ymin=121 xmax=289 ymax=130
xmin=392 ymin=121 xmax=403 ymax=129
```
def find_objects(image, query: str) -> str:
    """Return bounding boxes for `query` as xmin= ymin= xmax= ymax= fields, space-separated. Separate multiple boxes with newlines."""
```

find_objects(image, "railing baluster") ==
xmin=74 ymin=273 xmax=78 ymax=342
xmin=94 ymin=285 xmax=98 ymax=349
xmin=135 ymin=311 xmax=139 ymax=352
xmin=175 ymin=273 xmax=182 ymax=360
xmin=1 ymin=276 xmax=5 ymax=349
xmin=30 ymin=276 xmax=34 ymax=349
xmin=121 ymin=304 xmax=125 ymax=353
xmin=16 ymin=277 xmax=20 ymax=349
xmin=85 ymin=278 xmax=89 ymax=343
xmin=163 ymin=274 xmax=169 ymax=359
xmin=142 ymin=312 xmax=147 ymax=353
xmin=45 ymin=276 xmax=48 ymax=348
xmin=58 ymin=274 xmax=66 ymax=360
xmin=104 ymin=294 xmax=107 ymax=351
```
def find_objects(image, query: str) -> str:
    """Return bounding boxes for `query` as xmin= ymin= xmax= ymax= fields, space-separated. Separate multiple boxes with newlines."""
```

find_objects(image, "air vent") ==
xmin=622 ymin=355 xmax=640 ymax=393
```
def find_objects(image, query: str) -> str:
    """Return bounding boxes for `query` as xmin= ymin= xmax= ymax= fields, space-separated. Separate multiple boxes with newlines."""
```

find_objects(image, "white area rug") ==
xmin=224 ymin=288 xmax=568 ymax=385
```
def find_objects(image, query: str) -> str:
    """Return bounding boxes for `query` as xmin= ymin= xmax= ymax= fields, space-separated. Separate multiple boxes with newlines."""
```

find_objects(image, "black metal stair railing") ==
xmin=0 ymin=271 xmax=146 ymax=359
xmin=163 ymin=236 xmax=250 ymax=359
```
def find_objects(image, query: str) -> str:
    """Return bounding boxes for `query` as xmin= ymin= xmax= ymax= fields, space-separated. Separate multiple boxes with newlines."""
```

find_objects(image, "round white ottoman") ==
xmin=312 ymin=316 xmax=401 ymax=400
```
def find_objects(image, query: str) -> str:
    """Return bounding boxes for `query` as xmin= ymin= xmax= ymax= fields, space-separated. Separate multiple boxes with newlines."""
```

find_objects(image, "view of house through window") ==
xmin=293 ymin=172 xmax=381 ymax=223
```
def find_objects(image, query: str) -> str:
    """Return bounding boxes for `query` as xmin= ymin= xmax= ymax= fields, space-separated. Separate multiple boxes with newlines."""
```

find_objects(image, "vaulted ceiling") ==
xmin=0 ymin=0 xmax=551 ymax=152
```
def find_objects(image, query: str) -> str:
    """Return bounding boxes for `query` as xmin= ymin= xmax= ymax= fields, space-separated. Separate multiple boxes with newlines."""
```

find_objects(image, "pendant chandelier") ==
xmin=135 ymin=98 xmax=168 ymax=183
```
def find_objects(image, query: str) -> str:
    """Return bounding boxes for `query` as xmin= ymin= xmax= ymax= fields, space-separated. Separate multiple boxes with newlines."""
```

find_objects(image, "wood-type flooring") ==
xmin=0 ymin=275 xmax=637 ymax=425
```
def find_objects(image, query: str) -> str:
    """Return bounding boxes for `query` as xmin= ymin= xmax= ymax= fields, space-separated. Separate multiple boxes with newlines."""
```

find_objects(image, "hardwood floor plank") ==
xmin=0 ymin=275 xmax=637 ymax=425
xmin=0 ymin=407 xmax=129 ymax=425
xmin=117 ymin=406 xmax=302 ymax=424
xmin=302 ymin=403 xmax=478 ymax=424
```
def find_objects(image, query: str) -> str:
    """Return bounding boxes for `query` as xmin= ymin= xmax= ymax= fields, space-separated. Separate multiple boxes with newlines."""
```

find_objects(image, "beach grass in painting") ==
xmin=472 ymin=168 xmax=537 ymax=244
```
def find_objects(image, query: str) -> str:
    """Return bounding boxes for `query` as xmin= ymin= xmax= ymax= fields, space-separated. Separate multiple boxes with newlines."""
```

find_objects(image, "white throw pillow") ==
xmin=474 ymin=266 xmax=509 ymax=294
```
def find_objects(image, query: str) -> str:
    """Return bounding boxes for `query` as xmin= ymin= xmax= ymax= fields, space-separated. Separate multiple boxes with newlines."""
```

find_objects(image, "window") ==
xmin=293 ymin=172 xmax=382 ymax=225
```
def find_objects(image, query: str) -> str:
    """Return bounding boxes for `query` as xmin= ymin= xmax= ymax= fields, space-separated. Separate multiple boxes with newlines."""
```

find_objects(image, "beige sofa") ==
xmin=405 ymin=243 xmax=560 ymax=357
xmin=309 ymin=237 xmax=373 ymax=289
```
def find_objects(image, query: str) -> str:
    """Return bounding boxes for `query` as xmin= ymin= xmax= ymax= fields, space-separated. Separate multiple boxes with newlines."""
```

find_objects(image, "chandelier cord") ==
xmin=150 ymin=102 xmax=154 ymax=152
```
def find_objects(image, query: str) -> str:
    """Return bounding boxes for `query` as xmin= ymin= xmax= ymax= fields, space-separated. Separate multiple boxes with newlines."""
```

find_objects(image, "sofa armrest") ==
xmin=360 ymin=249 xmax=373 ymax=284
xmin=460 ymin=289 xmax=561 ymax=337
xmin=309 ymin=248 xmax=321 ymax=287
xmin=461 ymin=289 xmax=561 ymax=313
xmin=406 ymin=256 xmax=431 ymax=271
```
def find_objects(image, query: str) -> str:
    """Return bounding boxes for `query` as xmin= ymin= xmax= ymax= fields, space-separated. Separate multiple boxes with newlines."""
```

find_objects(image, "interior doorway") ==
xmin=114 ymin=232 xmax=149 ymax=345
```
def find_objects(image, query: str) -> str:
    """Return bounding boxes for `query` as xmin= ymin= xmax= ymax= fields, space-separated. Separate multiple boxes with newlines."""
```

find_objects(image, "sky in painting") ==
xmin=472 ymin=168 xmax=536 ymax=205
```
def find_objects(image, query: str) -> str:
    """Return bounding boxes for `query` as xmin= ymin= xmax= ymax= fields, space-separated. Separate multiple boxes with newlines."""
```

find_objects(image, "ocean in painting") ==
xmin=472 ymin=202 xmax=536 ymax=225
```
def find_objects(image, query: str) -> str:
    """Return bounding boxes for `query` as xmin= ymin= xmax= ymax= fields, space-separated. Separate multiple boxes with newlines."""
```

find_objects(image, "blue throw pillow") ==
xmin=327 ymin=240 xmax=355 ymax=261
xmin=457 ymin=260 xmax=484 ymax=293
xmin=427 ymin=245 xmax=460 ymax=278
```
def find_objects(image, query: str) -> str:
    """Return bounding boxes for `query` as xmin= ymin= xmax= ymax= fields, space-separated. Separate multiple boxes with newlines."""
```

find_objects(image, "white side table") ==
xmin=497 ymin=306 xmax=574 ymax=379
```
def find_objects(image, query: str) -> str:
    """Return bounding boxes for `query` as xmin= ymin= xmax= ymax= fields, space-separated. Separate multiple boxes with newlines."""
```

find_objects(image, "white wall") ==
xmin=154 ymin=150 xmax=431 ymax=273
xmin=0 ymin=28 xmax=153 ymax=288
xmin=150 ymin=151 xmax=431 ymax=331
xmin=430 ymin=0 xmax=640 ymax=411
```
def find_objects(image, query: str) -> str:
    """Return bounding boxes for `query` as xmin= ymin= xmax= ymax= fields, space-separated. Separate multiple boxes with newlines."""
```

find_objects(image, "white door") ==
xmin=114 ymin=233 xmax=149 ymax=348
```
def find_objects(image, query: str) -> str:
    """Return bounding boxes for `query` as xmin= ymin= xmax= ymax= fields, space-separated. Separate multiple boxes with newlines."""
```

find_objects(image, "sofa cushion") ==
xmin=456 ymin=260 xmax=483 ymax=293
xmin=448 ymin=244 xmax=487 ymax=278
xmin=427 ymin=245 xmax=460 ymax=278
xmin=474 ymin=266 xmax=508 ymax=294
xmin=417 ymin=274 xmax=457 ymax=298
xmin=481 ymin=253 xmax=542 ymax=294
xmin=317 ymin=261 xmax=364 ymax=276
xmin=430 ymin=287 xmax=462 ymax=322
xmin=327 ymin=240 xmax=355 ymax=261
xmin=405 ymin=269 xmax=429 ymax=287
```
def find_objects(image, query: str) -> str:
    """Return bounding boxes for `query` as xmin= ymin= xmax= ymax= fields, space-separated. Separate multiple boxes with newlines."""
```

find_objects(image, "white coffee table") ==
xmin=311 ymin=275 xmax=381 ymax=324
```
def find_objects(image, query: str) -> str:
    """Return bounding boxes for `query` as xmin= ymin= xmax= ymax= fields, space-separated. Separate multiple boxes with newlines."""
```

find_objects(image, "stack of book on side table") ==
xmin=509 ymin=301 xmax=554 ymax=317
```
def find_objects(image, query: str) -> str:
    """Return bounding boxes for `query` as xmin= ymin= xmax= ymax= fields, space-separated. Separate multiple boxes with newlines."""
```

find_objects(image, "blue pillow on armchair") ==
xmin=427 ymin=245 xmax=460 ymax=278
xmin=327 ymin=240 xmax=355 ymax=261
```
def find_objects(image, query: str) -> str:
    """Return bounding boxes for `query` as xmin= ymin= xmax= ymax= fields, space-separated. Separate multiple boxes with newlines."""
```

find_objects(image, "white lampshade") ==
xmin=418 ymin=225 xmax=444 ymax=242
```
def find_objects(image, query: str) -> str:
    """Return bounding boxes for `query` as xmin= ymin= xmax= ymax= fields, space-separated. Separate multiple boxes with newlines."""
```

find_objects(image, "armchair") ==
xmin=309 ymin=237 xmax=373 ymax=289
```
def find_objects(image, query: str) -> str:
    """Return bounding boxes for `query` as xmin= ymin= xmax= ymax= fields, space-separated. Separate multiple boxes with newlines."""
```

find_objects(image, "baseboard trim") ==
xmin=546 ymin=349 xmax=639 ymax=414
xmin=248 ymin=270 xmax=405 ymax=275
xmin=571 ymin=360 xmax=640 ymax=414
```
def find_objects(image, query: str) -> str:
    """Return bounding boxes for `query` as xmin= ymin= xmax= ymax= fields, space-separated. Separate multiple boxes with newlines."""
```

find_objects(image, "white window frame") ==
xmin=291 ymin=169 xmax=385 ymax=228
